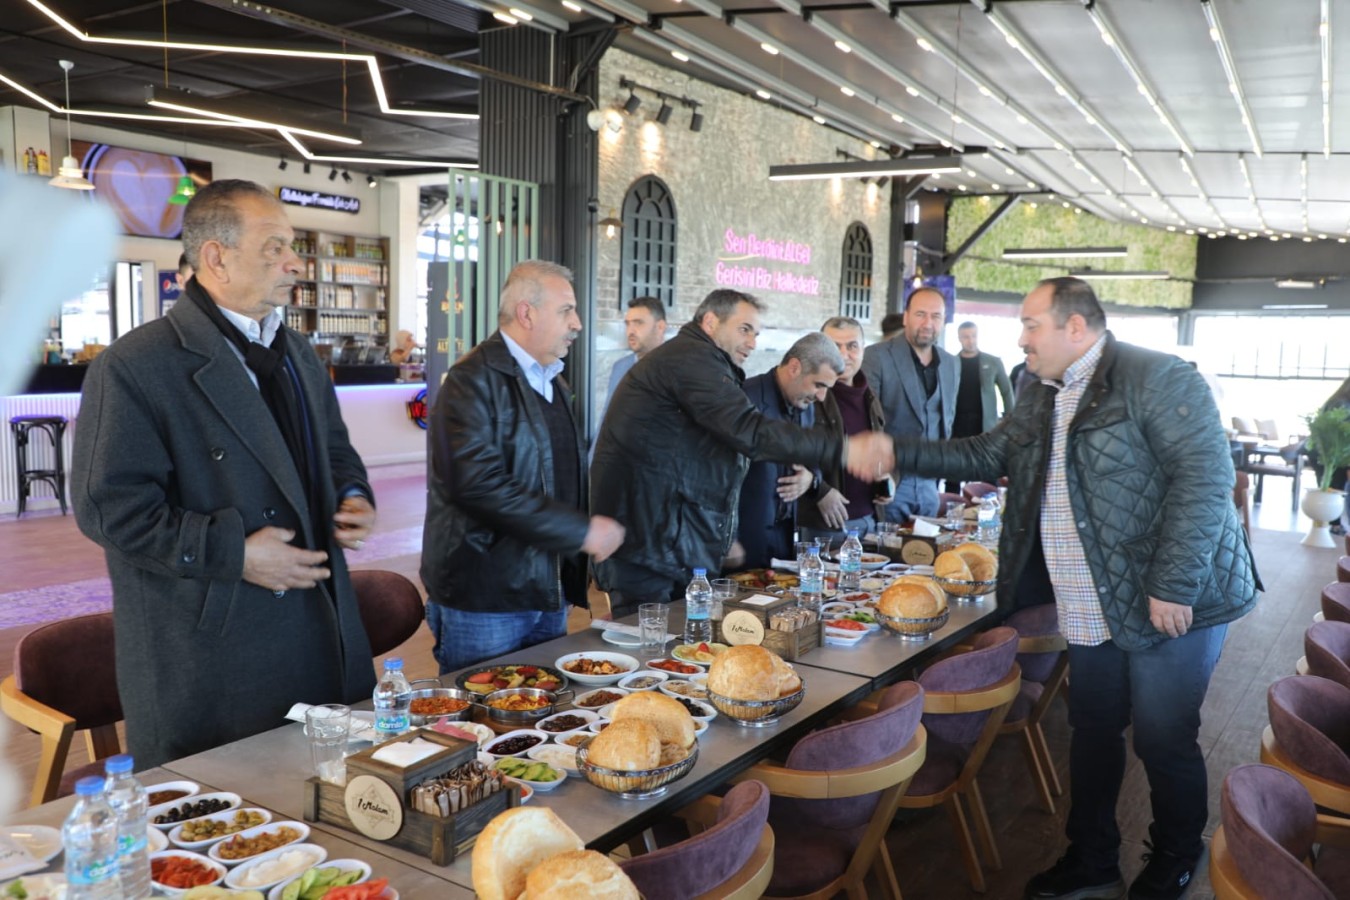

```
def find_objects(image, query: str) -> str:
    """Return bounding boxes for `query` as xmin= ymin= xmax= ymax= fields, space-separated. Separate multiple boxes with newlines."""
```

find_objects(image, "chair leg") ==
xmin=32 ymin=732 xmax=74 ymax=807
xmin=874 ymin=849 xmax=904 ymax=900
xmin=966 ymin=779 xmax=1002 ymax=873
xmin=945 ymin=795 xmax=987 ymax=893
xmin=1019 ymin=728 xmax=1056 ymax=814
xmin=84 ymin=724 xmax=120 ymax=764
xmin=1032 ymin=723 xmax=1063 ymax=797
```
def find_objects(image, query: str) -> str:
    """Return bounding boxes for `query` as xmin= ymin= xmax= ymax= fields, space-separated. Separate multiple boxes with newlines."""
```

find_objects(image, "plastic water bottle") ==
xmin=977 ymin=494 xmax=1001 ymax=543
xmin=373 ymin=657 xmax=412 ymax=741
xmin=103 ymin=755 xmax=151 ymax=900
xmin=684 ymin=569 xmax=713 ymax=645
xmin=838 ymin=529 xmax=863 ymax=592
xmin=799 ymin=546 xmax=824 ymax=612
xmin=63 ymin=777 xmax=120 ymax=899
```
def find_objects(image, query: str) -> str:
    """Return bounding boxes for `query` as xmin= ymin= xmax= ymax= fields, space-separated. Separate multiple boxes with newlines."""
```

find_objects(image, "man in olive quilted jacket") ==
xmin=896 ymin=277 xmax=1259 ymax=900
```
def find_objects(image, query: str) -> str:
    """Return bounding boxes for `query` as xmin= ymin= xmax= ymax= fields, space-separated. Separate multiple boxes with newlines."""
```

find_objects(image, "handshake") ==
xmin=843 ymin=431 xmax=896 ymax=483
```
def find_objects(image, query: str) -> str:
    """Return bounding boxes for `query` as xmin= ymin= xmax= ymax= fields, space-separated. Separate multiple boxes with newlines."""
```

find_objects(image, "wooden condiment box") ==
xmin=303 ymin=728 xmax=519 ymax=866
xmin=718 ymin=593 xmax=821 ymax=660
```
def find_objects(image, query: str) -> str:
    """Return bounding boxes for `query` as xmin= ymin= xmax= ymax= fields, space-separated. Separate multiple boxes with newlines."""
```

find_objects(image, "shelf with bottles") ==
xmin=290 ymin=283 xmax=387 ymax=310
xmin=285 ymin=308 xmax=387 ymax=337
xmin=291 ymin=231 xmax=387 ymax=259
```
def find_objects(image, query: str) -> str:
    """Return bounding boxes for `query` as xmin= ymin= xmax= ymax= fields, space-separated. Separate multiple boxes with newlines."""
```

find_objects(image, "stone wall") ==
xmin=590 ymin=48 xmax=892 ymax=425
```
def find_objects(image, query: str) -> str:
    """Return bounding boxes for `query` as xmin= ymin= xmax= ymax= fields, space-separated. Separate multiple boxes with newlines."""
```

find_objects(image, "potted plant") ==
xmin=1300 ymin=406 xmax=1350 ymax=546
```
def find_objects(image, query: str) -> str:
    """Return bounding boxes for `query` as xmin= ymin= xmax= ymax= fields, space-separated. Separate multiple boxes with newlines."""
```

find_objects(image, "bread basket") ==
xmin=705 ymin=685 xmax=805 ymax=728
xmin=931 ymin=574 xmax=998 ymax=601
xmin=574 ymin=736 xmax=699 ymax=799
xmin=875 ymin=607 xmax=950 ymax=640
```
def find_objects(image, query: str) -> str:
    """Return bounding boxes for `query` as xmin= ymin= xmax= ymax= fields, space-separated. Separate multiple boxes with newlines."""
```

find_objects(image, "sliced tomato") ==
xmin=517 ymin=665 xmax=539 ymax=676
xmin=466 ymin=670 xmax=495 ymax=684
xmin=535 ymin=679 xmax=560 ymax=691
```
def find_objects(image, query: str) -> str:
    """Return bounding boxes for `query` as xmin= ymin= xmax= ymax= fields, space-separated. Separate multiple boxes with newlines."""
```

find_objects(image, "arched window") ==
xmin=619 ymin=176 xmax=677 ymax=310
xmin=840 ymin=222 xmax=874 ymax=321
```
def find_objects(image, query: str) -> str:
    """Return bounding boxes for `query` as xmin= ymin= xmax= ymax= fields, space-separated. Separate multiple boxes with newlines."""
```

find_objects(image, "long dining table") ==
xmin=3 ymin=593 xmax=999 ymax=897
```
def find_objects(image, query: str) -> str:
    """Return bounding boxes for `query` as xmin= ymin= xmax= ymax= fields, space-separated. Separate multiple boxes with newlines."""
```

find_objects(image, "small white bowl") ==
xmin=482 ymin=729 xmax=549 ymax=759
xmin=224 ymin=843 xmax=327 ymax=892
xmin=147 ymin=826 xmax=169 ymax=854
xmin=150 ymin=792 xmax=243 ymax=829
xmin=693 ymin=719 xmax=709 ymax=739
xmin=503 ymin=777 xmax=534 ymax=804
xmin=527 ymin=742 xmax=579 ymax=775
xmin=617 ymin=670 xmax=669 ymax=692
xmin=557 ymin=731 xmax=591 ymax=748
xmin=144 ymin=780 xmax=200 ymax=807
xmin=587 ymin=719 xmax=612 ymax=734
xmin=554 ymin=651 xmax=640 ymax=686
xmin=150 ymin=849 xmax=226 ymax=895
xmin=821 ymin=601 xmax=855 ymax=617
xmin=169 ymin=808 xmax=272 ymax=850
xmin=208 ymin=821 xmax=309 ymax=865
xmin=266 ymin=858 xmax=371 ymax=900
xmin=671 ymin=697 xmax=717 ymax=723
xmin=573 ymin=686 xmax=630 ymax=709
xmin=659 ymin=676 xmax=709 ymax=702
xmin=494 ymin=756 xmax=568 ymax=792
xmin=536 ymin=709 xmax=599 ymax=738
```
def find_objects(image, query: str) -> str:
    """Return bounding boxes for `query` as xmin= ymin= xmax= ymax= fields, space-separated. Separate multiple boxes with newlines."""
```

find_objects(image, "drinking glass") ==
xmin=638 ymin=603 xmax=670 ymax=657
xmin=305 ymin=703 xmax=351 ymax=785
xmin=946 ymin=503 xmax=966 ymax=532
xmin=877 ymin=521 xmax=903 ymax=548
xmin=710 ymin=578 xmax=736 ymax=621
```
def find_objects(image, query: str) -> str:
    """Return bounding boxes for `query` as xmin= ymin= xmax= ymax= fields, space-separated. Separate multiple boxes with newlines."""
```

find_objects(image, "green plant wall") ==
xmin=946 ymin=197 xmax=1197 ymax=309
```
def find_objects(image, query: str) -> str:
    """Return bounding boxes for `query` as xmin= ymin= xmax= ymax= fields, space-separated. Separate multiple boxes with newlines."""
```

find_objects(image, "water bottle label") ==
xmin=117 ymin=832 xmax=147 ymax=856
xmin=70 ymin=855 xmax=118 ymax=885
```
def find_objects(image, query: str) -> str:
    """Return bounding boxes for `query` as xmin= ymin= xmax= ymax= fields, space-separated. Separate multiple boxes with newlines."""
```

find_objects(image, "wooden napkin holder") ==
xmin=719 ymin=593 xmax=820 ymax=660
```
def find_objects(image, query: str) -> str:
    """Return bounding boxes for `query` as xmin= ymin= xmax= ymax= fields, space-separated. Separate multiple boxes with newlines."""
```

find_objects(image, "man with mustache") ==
xmin=74 ymin=179 xmax=376 ymax=767
xmin=422 ymin=261 xmax=624 ymax=671
xmin=862 ymin=287 xmax=960 ymax=521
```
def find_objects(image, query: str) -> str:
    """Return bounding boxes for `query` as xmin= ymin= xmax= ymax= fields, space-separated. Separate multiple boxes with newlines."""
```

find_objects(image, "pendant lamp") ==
xmin=48 ymin=60 xmax=94 ymax=191
xmin=167 ymin=175 xmax=197 ymax=205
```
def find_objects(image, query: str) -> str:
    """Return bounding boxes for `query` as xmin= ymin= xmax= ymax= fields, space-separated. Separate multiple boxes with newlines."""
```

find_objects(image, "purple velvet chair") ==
xmin=1210 ymin=763 xmax=1350 ymax=899
xmin=733 ymin=680 xmax=925 ymax=900
xmin=1303 ymin=620 xmax=1350 ymax=689
xmin=998 ymin=603 xmax=1069 ymax=814
xmin=350 ymin=569 xmax=425 ymax=657
xmin=620 ymin=780 xmax=773 ymax=900
xmin=1340 ymin=557 xmax=1350 ymax=584
xmin=898 ymin=626 xmax=1021 ymax=893
xmin=0 ymin=612 xmax=122 ymax=806
xmin=1321 ymin=582 xmax=1350 ymax=624
xmin=961 ymin=482 xmax=998 ymax=503
xmin=1262 ymin=675 xmax=1350 ymax=815
xmin=937 ymin=492 xmax=966 ymax=516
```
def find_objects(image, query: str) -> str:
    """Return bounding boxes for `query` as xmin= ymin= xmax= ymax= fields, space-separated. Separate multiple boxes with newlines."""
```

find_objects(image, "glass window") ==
xmin=619 ymin=176 xmax=677 ymax=309
xmin=840 ymin=222 xmax=873 ymax=321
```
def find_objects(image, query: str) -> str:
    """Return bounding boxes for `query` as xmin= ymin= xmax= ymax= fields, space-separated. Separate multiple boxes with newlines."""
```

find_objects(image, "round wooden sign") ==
xmin=344 ymin=774 xmax=403 ymax=840
xmin=900 ymin=539 xmax=936 ymax=566
xmin=721 ymin=609 xmax=766 ymax=646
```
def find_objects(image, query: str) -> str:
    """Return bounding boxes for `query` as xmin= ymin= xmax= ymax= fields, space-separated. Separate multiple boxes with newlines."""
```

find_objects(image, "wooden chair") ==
xmin=0 ymin=612 xmax=122 ymax=806
xmin=999 ymin=604 xmax=1070 ymax=814
xmin=351 ymin=569 xmax=426 ymax=657
xmin=897 ymin=627 xmax=1021 ymax=893
xmin=1339 ymin=557 xmax=1350 ymax=584
xmin=1261 ymin=676 xmax=1350 ymax=816
xmin=732 ymin=681 xmax=927 ymax=900
xmin=1210 ymin=763 xmax=1350 ymax=899
xmin=1303 ymin=620 xmax=1350 ymax=689
xmin=1321 ymin=582 xmax=1350 ymax=624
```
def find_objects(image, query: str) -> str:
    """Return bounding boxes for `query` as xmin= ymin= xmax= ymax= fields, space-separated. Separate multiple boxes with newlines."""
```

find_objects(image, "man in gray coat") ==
xmin=74 ymin=180 xmax=376 ymax=768
xmin=862 ymin=287 xmax=959 ymax=521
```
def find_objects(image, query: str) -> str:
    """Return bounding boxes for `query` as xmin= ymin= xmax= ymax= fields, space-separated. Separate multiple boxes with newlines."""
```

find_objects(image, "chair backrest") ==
xmin=771 ymin=681 xmax=925 ymax=831
xmin=918 ymin=626 xmax=1020 ymax=746
xmin=14 ymin=612 xmax=121 ymax=728
xmin=1004 ymin=603 xmax=1065 ymax=684
xmin=1305 ymin=621 xmax=1350 ymax=691
xmin=1322 ymin=583 xmax=1350 ymax=624
xmin=1267 ymin=676 xmax=1350 ymax=784
xmin=961 ymin=482 xmax=998 ymax=502
xmin=1256 ymin=419 xmax=1280 ymax=441
xmin=350 ymin=570 xmax=425 ymax=658
xmin=1219 ymin=764 xmax=1334 ymax=900
xmin=937 ymin=492 xmax=965 ymax=515
xmin=1233 ymin=416 xmax=1259 ymax=436
xmin=620 ymin=780 xmax=770 ymax=900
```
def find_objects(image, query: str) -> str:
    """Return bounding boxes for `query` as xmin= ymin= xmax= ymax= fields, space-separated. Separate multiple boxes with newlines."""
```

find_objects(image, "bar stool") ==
xmin=9 ymin=415 xmax=68 ymax=517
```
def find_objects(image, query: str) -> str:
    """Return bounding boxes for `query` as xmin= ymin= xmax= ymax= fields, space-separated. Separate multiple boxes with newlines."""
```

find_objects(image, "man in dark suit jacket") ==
xmin=74 ymin=180 xmax=377 ymax=768
xmin=862 ymin=287 xmax=960 ymax=521
xmin=735 ymin=333 xmax=844 ymax=569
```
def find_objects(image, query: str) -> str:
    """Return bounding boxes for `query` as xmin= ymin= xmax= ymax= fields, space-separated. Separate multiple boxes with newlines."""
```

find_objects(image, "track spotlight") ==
xmin=656 ymin=100 xmax=673 ymax=125
xmin=278 ymin=154 xmax=288 ymax=171
xmin=623 ymin=92 xmax=642 ymax=115
xmin=367 ymin=173 xmax=377 ymax=188
xmin=303 ymin=161 xmax=311 ymax=175
xmin=690 ymin=111 xmax=704 ymax=133
xmin=342 ymin=170 xmax=352 ymax=184
xmin=329 ymin=166 xmax=338 ymax=181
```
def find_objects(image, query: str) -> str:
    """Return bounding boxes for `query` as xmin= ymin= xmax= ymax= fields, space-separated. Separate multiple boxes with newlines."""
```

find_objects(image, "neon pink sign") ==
xmin=716 ymin=228 xmax=820 ymax=296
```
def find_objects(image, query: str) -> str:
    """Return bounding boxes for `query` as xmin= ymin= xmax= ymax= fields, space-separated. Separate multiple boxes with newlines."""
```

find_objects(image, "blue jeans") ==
xmin=799 ymin=514 xmax=876 ymax=547
xmin=880 ymin=476 xmax=939 ymax=523
xmin=424 ymin=603 xmax=569 ymax=675
xmin=1065 ymin=624 xmax=1227 ymax=869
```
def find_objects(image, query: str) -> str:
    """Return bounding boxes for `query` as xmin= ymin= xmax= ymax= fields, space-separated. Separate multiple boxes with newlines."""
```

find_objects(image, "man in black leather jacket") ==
xmin=897 ymin=278 xmax=1258 ymax=900
xmin=592 ymin=289 xmax=895 ymax=616
xmin=421 ymin=261 xmax=624 ymax=673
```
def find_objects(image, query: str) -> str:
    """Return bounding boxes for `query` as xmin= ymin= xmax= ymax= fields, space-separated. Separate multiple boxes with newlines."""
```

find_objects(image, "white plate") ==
xmin=150 ymin=849 xmax=227 ymax=895
xmin=824 ymin=629 xmax=866 ymax=647
xmin=0 ymin=874 xmax=66 ymax=899
xmin=670 ymin=643 xmax=729 ymax=667
xmin=554 ymin=651 xmax=640 ymax=686
xmin=860 ymin=553 xmax=890 ymax=569
xmin=600 ymin=629 xmax=642 ymax=648
xmin=527 ymin=742 xmax=579 ymax=775
xmin=573 ymin=686 xmax=629 ymax=709
xmin=147 ymin=825 xmax=169 ymax=854
xmin=144 ymin=780 xmax=200 ymax=807
xmin=149 ymin=791 xmax=243 ymax=829
xmin=482 ymin=729 xmax=549 ymax=759
xmin=658 ymin=675 xmax=709 ymax=701
xmin=224 ymin=844 xmax=327 ymax=892
xmin=824 ymin=622 xmax=872 ymax=638
xmin=536 ymin=708 xmax=599 ymax=738
xmin=494 ymin=756 xmax=568 ymax=791
xmin=3 ymin=824 xmax=61 ymax=862
xmin=169 ymin=808 xmax=273 ymax=850
xmin=616 ymin=671 xmax=668 ymax=692
xmin=208 ymin=821 xmax=309 ymax=865
xmin=443 ymin=721 xmax=494 ymax=748
xmin=266 ymin=858 xmax=371 ymax=900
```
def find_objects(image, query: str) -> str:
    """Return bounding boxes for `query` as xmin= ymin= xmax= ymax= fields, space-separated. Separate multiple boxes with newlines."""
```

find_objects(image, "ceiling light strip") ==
xmin=24 ymin=0 xmax=480 ymax=121
xmin=1236 ymin=153 xmax=1270 ymax=232
xmin=147 ymin=91 xmax=362 ymax=145
xmin=768 ymin=156 xmax=964 ymax=181
xmin=1201 ymin=0 xmax=1262 ymax=156
xmin=1120 ymin=154 xmax=1186 ymax=226
xmin=0 ymin=69 xmax=274 ymax=128
xmin=1324 ymin=0 xmax=1333 ymax=156
xmin=1070 ymin=270 xmax=1170 ymax=281
xmin=982 ymin=8 xmax=1134 ymax=155
xmin=1176 ymin=154 xmax=1229 ymax=230
xmin=1084 ymin=5 xmax=1194 ymax=156
xmin=276 ymin=130 xmax=476 ymax=169
xmin=559 ymin=0 xmax=615 ymax=22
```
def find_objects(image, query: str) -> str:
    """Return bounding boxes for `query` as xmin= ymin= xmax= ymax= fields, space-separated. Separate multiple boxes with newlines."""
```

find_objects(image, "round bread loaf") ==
xmin=879 ymin=578 xmax=946 ymax=619
xmin=610 ymin=691 xmax=696 ymax=750
xmin=708 ymin=645 xmax=796 ymax=701
xmin=953 ymin=542 xmax=997 ymax=581
xmin=934 ymin=550 xmax=973 ymax=581
xmin=586 ymin=719 xmax=662 ymax=771
xmin=521 ymin=849 xmax=640 ymax=900
xmin=471 ymin=806 xmax=584 ymax=900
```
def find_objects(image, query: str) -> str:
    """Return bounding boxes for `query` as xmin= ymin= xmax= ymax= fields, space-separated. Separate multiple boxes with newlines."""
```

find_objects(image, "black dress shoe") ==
xmin=1025 ymin=852 xmax=1126 ymax=900
xmin=1129 ymin=846 xmax=1197 ymax=900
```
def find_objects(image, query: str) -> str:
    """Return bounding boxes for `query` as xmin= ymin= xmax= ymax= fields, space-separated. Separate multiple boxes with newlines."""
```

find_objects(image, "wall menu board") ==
xmin=72 ymin=140 xmax=213 ymax=239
